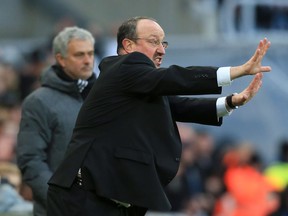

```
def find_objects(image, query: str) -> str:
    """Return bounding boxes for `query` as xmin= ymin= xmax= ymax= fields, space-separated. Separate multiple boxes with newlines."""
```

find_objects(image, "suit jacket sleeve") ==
xmin=168 ymin=96 xmax=222 ymax=126
xmin=116 ymin=52 xmax=222 ymax=96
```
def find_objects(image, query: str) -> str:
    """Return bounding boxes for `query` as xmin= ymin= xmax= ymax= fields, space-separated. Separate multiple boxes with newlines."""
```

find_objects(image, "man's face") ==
xmin=131 ymin=19 xmax=166 ymax=68
xmin=57 ymin=39 xmax=94 ymax=80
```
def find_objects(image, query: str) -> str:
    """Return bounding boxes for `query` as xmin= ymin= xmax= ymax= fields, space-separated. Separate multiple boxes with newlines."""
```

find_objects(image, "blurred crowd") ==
xmin=163 ymin=123 xmax=288 ymax=216
xmin=1 ymin=12 xmax=288 ymax=215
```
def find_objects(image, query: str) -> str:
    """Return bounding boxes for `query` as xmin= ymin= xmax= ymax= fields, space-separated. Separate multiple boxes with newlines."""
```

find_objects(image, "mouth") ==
xmin=154 ymin=57 xmax=162 ymax=67
xmin=82 ymin=66 xmax=93 ymax=72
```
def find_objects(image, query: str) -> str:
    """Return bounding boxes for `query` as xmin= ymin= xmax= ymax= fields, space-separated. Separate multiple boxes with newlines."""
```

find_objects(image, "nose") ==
xmin=83 ymin=54 xmax=94 ymax=64
xmin=157 ymin=44 xmax=166 ymax=55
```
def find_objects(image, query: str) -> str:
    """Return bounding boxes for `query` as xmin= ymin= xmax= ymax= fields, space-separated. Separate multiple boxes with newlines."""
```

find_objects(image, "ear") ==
xmin=122 ymin=38 xmax=135 ymax=53
xmin=55 ymin=53 xmax=65 ymax=67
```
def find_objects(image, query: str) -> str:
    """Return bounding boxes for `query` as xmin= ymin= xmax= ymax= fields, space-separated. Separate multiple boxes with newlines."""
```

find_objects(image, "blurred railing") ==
xmin=219 ymin=0 xmax=288 ymax=39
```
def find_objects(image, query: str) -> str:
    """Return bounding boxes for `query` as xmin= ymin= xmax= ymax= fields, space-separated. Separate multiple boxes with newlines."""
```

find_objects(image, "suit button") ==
xmin=175 ymin=157 xmax=180 ymax=162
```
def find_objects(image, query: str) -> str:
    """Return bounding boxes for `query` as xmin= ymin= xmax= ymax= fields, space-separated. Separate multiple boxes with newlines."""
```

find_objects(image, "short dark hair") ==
xmin=116 ymin=16 xmax=157 ymax=54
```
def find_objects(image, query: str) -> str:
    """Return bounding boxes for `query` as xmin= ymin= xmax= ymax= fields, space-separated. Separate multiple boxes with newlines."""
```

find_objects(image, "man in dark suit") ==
xmin=47 ymin=16 xmax=271 ymax=216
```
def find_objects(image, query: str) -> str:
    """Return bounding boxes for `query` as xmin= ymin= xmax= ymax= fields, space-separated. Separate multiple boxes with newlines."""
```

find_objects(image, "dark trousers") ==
xmin=47 ymin=182 xmax=147 ymax=216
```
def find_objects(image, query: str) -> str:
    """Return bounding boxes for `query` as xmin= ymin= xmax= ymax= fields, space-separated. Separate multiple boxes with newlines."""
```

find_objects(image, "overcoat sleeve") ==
xmin=17 ymin=96 xmax=53 ymax=207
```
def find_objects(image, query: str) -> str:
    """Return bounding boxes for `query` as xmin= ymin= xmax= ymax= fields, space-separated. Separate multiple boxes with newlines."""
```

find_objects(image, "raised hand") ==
xmin=231 ymin=73 xmax=263 ymax=107
xmin=230 ymin=38 xmax=271 ymax=80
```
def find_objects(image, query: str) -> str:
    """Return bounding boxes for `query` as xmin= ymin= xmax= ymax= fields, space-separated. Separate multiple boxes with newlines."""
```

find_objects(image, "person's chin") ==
xmin=154 ymin=62 xmax=161 ymax=68
xmin=82 ymin=71 xmax=93 ymax=79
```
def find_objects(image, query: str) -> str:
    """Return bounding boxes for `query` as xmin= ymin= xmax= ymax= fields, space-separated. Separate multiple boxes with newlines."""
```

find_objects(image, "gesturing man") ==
xmin=47 ymin=16 xmax=271 ymax=216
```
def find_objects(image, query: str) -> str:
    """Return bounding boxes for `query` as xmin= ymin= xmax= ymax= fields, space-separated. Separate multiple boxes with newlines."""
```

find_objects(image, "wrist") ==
xmin=230 ymin=66 xmax=245 ymax=80
xmin=226 ymin=93 xmax=239 ymax=109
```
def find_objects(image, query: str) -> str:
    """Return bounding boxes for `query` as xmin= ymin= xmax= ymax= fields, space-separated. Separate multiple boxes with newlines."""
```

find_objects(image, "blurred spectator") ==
xmin=18 ymin=47 xmax=50 ymax=101
xmin=0 ymin=114 xmax=18 ymax=162
xmin=0 ymin=69 xmax=32 ymax=213
xmin=166 ymin=124 xmax=223 ymax=215
xmin=0 ymin=61 xmax=20 ymax=106
xmin=214 ymin=142 xmax=279 ymax=216
xmin=269 ymin=185 xmax=288 ymax=216
xmin=0 ymin=162 xmax=21 ymax=193
xmin=193 ymin=130 xmax=217 ymax=182
xmin=0 ymin=162 xmax=33 ymax=214
xmin=165 ymin=123 xmax=198 ymax=211
xmin=264 ymin=139 xmax=288 ymax=216
xmin=182 ymin=128 xmax=225 ymax=215
xmin=182 ymin=193 xmax=213 ymax=216
xmin=0 ymin=61 xmax=22 ymax=165
xmin=278 ymin=139 xmax=288 ymax=163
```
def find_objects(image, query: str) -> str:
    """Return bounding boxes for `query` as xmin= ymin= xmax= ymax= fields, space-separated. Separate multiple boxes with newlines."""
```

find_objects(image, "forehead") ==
xmin=136 ymin=19 xmax=165 ymax=38
xmin=67 ymin=39 xmax=94 ymax=51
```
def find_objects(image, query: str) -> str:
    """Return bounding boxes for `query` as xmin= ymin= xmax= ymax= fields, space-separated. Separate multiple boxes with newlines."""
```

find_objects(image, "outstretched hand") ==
xmin=232 ymin=73 xmax=263 ymax=107
xmin=230 ymin=38 xmax=271 ymax=80
xmin=244 ymin=38 xmax=271 ymax=75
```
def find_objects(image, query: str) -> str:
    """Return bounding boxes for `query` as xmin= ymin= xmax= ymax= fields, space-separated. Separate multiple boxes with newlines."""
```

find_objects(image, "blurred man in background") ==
xmin=17 ymin=26 xmax=96 ymax=216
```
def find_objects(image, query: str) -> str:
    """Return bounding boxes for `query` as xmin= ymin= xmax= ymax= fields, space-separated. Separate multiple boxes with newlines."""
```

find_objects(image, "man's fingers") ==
xmin=260 ymin=66 xmax=271 ymax=72
xmin=262 ymin=38 xmax=271 ymax=56
xmin=255 ymin=72 xmax=263 ymax=81
xmin=249 ymin=73 xmax=262 ymax=87
xmin=253 ymin=38 xmax=271 ymax=64
xmin=260 ymin=38 xmax=271 ymax=55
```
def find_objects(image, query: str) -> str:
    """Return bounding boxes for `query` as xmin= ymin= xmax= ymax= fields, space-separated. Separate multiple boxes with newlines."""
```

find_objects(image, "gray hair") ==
xmin=52 ymin=26 xmax=95 ymax=57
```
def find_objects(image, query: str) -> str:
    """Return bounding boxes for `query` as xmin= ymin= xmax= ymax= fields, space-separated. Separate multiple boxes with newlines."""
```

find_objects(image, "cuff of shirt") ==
xmin=217 ymin=96 xmax=233 ymax=118
xmin=217 ymin=67 xmax=232 ymax=87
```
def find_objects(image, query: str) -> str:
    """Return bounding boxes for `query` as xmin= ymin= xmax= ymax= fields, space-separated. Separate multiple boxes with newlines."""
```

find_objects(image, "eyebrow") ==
xmin=146 ymin=35 xmax=164 ymax=39
xmin=149 ymin=34 xmax=158 ymax=37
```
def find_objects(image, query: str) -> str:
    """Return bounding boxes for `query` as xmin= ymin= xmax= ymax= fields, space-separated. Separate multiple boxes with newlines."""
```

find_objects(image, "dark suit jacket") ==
xmin=48 ymin=52 xmax=223 ymax=211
